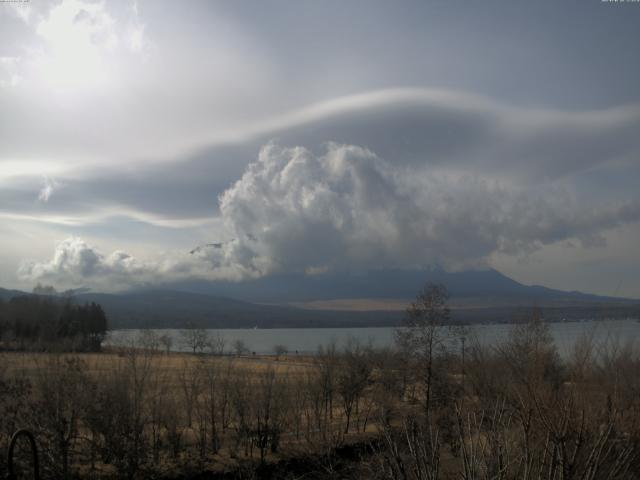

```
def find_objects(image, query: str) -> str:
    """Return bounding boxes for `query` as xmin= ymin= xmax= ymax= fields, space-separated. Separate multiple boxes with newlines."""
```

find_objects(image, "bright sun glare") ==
xmin=34 ymin=0 xmax=122 ymax=91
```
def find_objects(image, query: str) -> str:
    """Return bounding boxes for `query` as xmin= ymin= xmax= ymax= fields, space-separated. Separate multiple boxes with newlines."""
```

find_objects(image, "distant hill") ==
xmin=81 ymin=268 xmax=640 ymax=328
xmin=65 ymin=288 xmax=640 ymax=329
xmin=0 ymin=287 xmax=28 ymax=301
xmin=1 ymin=287 xmax=398 ymax=329
xmin=74 ymin=290 xmax=396 ymax=329
xmin=2 ymin=268 xmax=638 ymax=329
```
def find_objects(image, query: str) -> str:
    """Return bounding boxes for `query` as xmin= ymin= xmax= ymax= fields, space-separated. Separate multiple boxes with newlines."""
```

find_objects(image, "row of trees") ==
xmin=0 ymin=295 xmax=108 ymax=351
xmin=137 ymin=327 xmax=261 ymax=356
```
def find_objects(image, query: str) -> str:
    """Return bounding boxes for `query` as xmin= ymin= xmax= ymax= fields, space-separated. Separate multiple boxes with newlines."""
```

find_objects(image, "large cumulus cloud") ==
xmin=19 ymin=142 xmax=640 ymax=290
xmin=213 ymin=143 xmax=640 ymax=275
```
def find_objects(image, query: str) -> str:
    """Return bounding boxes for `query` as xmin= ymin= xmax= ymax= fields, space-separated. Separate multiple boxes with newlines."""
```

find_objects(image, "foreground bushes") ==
xmin=1 ymin=317 xmax=640 ymax=479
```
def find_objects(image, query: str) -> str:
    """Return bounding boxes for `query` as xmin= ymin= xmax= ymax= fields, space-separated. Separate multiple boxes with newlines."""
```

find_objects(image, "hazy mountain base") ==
xmin=76 ymin=290 xmax=640 ymax=329
xmin=3 ymin=266 xmax=639 ymax=330
xmin=162 ymin=268 xmax=637 ymax=304
xmin=74 ymin=268 xmax=640 ymax=328
xmin=2 ymin=287 xmax=639 ymax=329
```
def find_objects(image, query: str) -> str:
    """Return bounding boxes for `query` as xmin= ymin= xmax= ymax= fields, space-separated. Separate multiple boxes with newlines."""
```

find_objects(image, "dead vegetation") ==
xmin=1 ymin=292 xmax=640 ymax=479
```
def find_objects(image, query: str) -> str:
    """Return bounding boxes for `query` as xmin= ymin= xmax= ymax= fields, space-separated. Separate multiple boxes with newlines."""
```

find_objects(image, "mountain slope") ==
xmin=75 ymin=290 xmax=396 ymax=329
xmin=167 ymin=268 xmax=636 ymax=305
xmin=0 ymin=287 xmax=27 ymax=300
xmin=74 ymin=287 xmax=640 ymax=328
xmin=2 ymin=268 xmax=637 ymax=329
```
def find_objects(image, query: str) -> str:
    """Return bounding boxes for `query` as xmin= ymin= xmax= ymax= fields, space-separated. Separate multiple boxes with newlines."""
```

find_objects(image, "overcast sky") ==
xmin=1 ymin=0 xmax=640 ymax=297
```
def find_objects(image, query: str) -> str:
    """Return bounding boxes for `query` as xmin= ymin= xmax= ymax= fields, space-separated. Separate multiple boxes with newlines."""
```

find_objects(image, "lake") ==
xmin=106 ymin=318 xmax=640 ymax=356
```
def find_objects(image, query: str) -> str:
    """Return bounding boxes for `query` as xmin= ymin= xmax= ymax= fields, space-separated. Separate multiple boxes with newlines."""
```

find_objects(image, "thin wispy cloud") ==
xmin=37 ymin=177 xmax=59 ymax=202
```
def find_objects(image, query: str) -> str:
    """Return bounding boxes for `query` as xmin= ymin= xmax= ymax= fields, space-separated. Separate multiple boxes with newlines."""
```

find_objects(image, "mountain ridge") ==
xmin=1 ymin=268 xmax=638 ymax=328
xmin=162 ymin=268 xmax=637 ymax=304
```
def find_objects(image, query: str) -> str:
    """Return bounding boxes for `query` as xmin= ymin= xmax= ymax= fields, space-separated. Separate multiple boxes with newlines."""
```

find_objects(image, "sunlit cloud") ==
xmin=1 ymin=0 xmax=147 ymax=93
xmin=33 ymin=0 xmax=116 ymax=90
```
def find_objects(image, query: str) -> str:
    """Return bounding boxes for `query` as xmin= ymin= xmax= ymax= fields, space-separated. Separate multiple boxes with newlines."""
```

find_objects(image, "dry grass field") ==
xmin=3 ymin=315 xmax=640 ymax=479
xmin=0 ymin=344 xmax=389 ymax=479
xmin=1 ymin=349 xmax=316 ymax=379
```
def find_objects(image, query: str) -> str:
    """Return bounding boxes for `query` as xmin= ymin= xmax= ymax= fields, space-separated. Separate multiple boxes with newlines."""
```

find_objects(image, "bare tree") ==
xmin=162 ymin=396 xmax=184 ymax=460
xmin=82 ymin=348 xmax=152 ymax=479
xmin=181 ymin=325 xmax=210 ymax=354
xmin=252 ymin=368 xmax=288 ymax=462
xmin=337 ymin=339 xmax=372 ymax=433
xmin=396 ymin=282 xmax=450 ymax=419
xmin=208 ymin=332 xmax=226 ymax=356
xmin=378 ymin=413 xmax=442 ymax=480
xmin=144 ymin=355 xmax=171 ymax=464
xmin=198 ymin=356 xmax=231 ymax=454
xmin=137 ymin=330 xmax=160 ymax=353
xmin=31 ymin=355 xmax=88 ymax=479
xmin=497 ymin=308 xmax=562 ymax=391
xmin=316 ymin=341 xmax=339 ymax=424
xmin=273 ymin=344 xmax=288 ymax=359
xmin=233 ymin=339 xmax=249 ymax=356
xmin=158 ymin=333 xmax=173 ymax=354
xmin=230 ymin=374 xmax=252 ymax=457
xmin=178 ymin=359 xmax=201 ymax=428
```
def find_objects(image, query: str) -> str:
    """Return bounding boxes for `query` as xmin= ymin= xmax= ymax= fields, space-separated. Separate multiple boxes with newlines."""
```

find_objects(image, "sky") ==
xmin=1 ymin=0 xmax=640 ymax=297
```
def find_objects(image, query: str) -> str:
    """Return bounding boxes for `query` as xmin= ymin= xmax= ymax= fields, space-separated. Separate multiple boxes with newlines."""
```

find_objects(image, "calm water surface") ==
xmin=106 ymin=318 xmax=640 ymax=356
